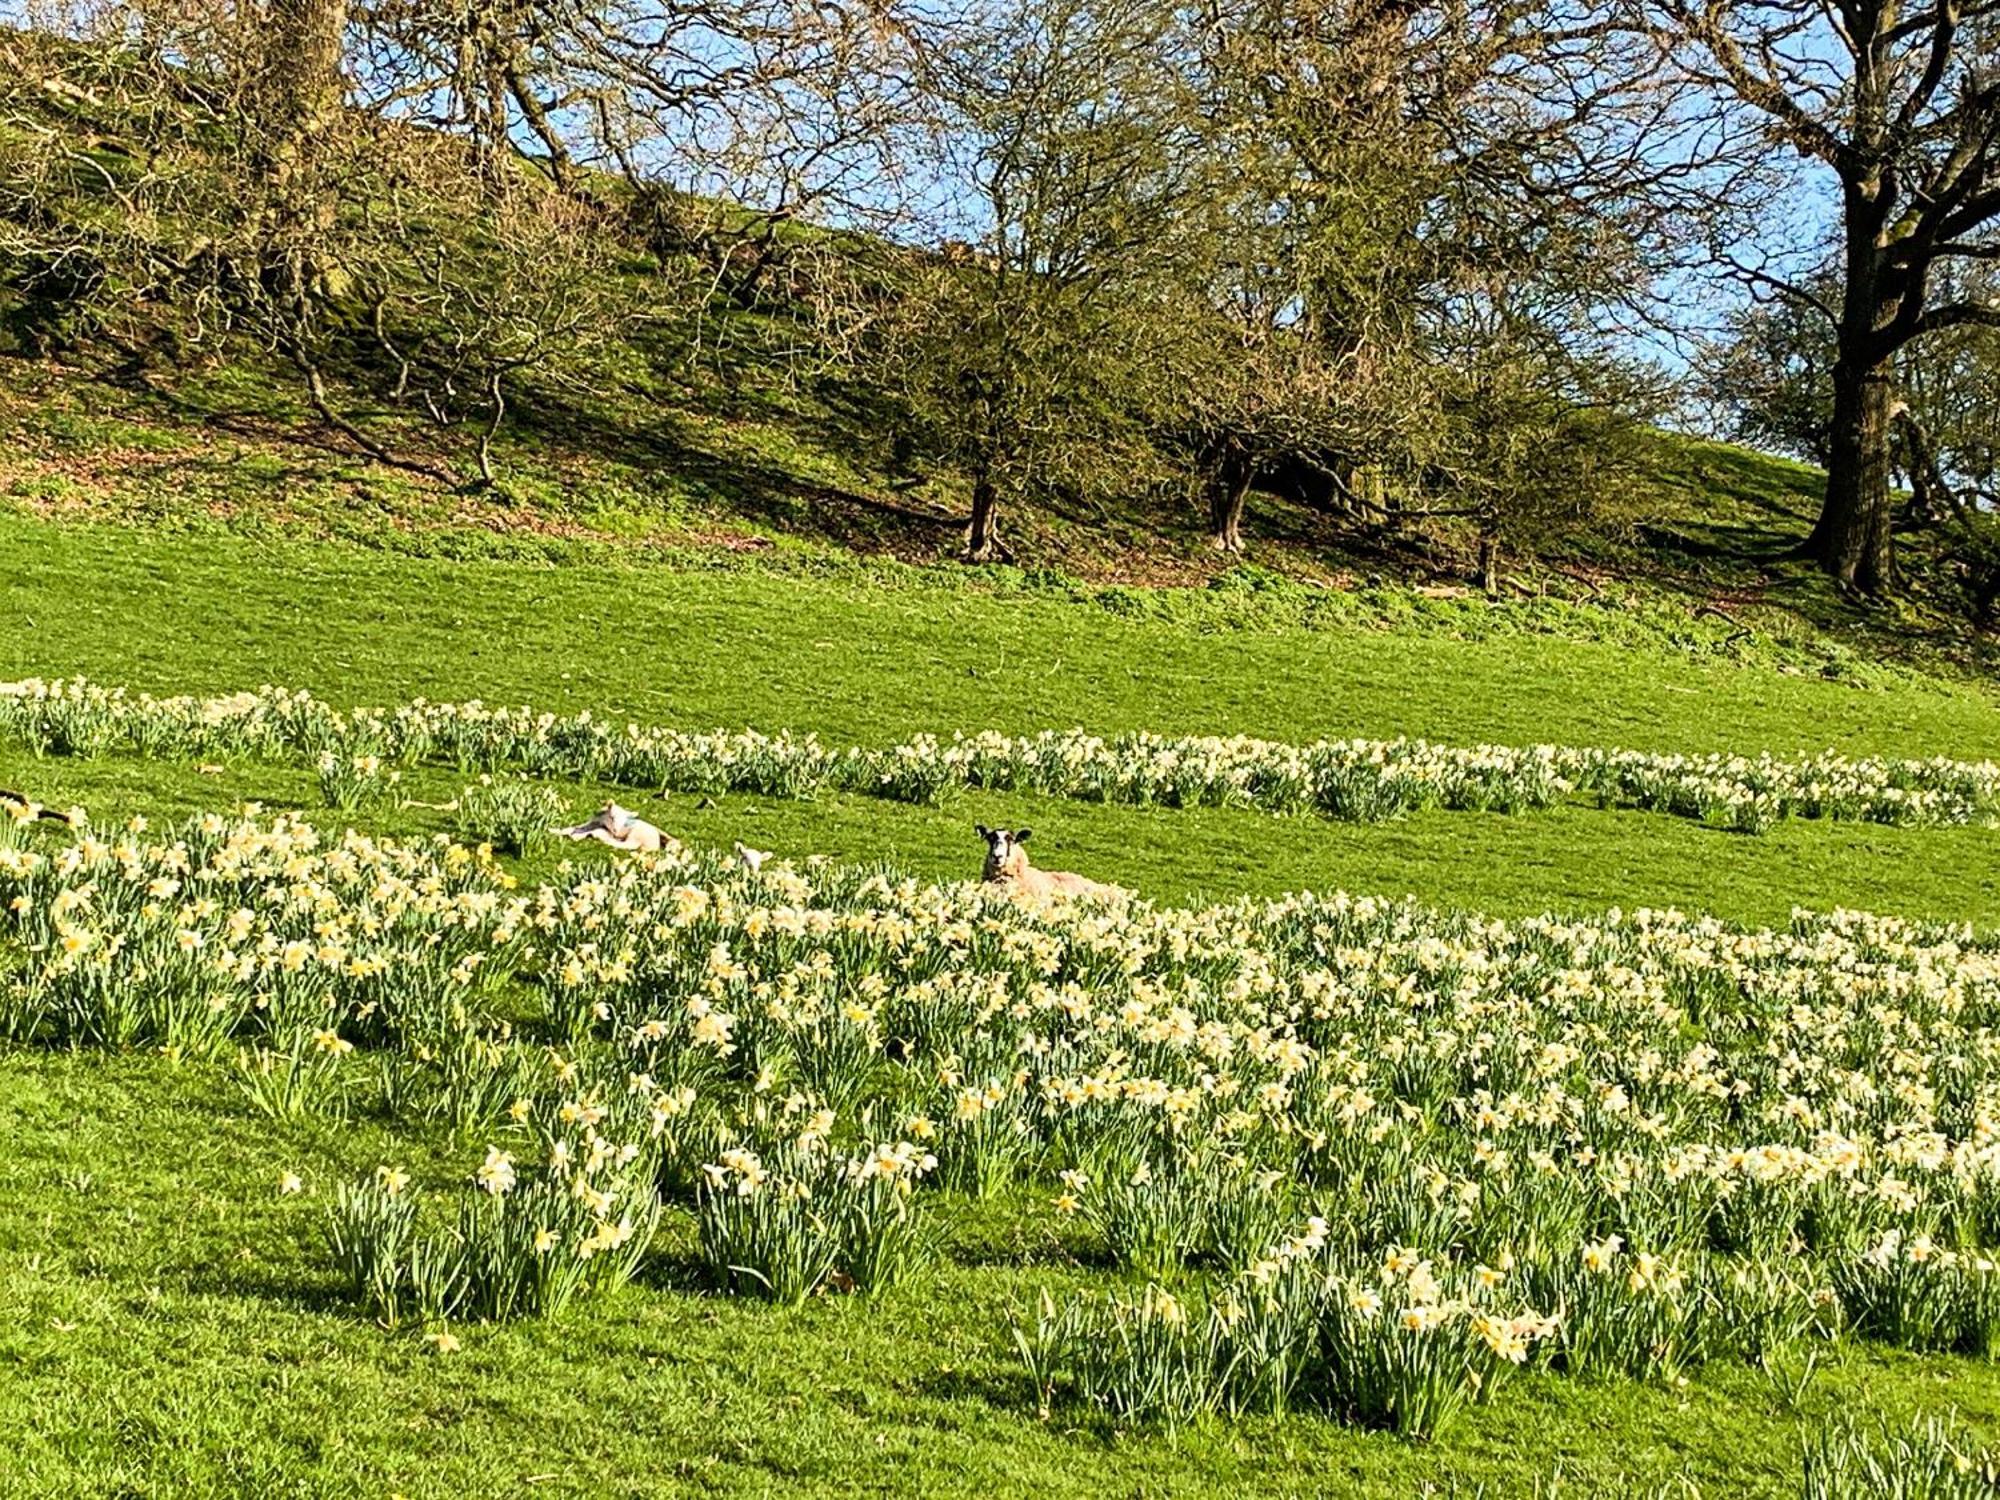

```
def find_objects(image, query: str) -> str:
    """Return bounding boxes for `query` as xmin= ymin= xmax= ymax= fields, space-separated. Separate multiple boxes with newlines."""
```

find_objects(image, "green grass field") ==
xmin=5 ymin=512 xmax=1998 ymax=925
xmin=7 ymin=505 xmax=2000 ymax=1498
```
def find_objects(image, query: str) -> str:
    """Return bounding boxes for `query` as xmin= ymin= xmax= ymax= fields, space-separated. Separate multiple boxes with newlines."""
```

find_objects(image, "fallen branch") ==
xmin=1695 ymin=602 xmax=1755 ymax=645
xmin=1555 ymin=566 xmax=1605 ymax=598
xmin=832 ymin=490 xmax=965 ymax=528
xmin=284 ymin=342 xmax=461 ymax=486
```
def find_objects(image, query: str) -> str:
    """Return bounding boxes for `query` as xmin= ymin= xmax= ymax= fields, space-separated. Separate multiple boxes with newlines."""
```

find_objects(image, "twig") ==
xmin=285 ymin=341 xmax=460 ymax=486
xmin=1555 ymin=566 xmax=1604 ymax=598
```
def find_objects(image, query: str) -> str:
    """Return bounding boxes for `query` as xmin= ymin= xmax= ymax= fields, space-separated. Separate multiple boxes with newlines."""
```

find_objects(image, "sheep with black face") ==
xmin=975 ymin=825 xmax=1125 ymax=901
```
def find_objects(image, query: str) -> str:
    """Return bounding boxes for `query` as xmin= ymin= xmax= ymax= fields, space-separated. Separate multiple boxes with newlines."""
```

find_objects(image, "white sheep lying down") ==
xmin=553 ymin=802 xmax=677 ymax=853
xmin=551 ymin=808 xmax=775 ymax=871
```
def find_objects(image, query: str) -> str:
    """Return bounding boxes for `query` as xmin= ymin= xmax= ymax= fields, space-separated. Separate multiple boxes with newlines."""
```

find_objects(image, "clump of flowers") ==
xmin=325 ymin=1105 xmax=661 ymax=1325
xmin=453 ymin=775 xmax=567 ymax=857
xmin=695 ymin=1110 xmax=939 ymax=1304
xmin=1016 ymin=1222 xmax=1554 ymax=1438
xmin=316 ymin=751 xmax=398 ymax=812
xmin=1803 ymin=1415 xmax=2000 ymax=1500
xmin=234 ymin=1026 xmax=354 ymax=1119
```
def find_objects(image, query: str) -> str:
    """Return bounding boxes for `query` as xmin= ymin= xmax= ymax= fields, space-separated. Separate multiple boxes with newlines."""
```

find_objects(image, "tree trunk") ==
xmin=964 ymin=474 xmax=1011 ymax=563
xmin=1892 ymin=408 xmax=1964 ymax=529
xmin=1207 ymin=448 xmax=1253 ymax=554
xmin=259 ymin=0 xmax=346 ymax=167
xmin=1807 ymin=359 xmax=1896 ymax=593
xmin=1478 ymin=534 xmax=1499 ymax=596
xmin=254 ymin=0 xmax=347 ymax=299
xmin=1806 ymin=165 xmax=1901 ymax=595
xmin=1975 ymin=565 xmax=2000 ymax=628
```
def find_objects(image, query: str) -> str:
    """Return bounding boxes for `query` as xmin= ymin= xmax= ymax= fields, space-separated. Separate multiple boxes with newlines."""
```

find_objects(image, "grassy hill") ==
xmin=3 ymin=17 xmax=1989 ymax=681
xmin=6 ymin=19 xmax=1991 ymax=661
xmin=2 ymin=489 xmax=2000 ymax=1496
xmin=8 ymin=271 xmax=1995 ymax=696
xmin=11 ymin=33 xmax=2000 ymax=1498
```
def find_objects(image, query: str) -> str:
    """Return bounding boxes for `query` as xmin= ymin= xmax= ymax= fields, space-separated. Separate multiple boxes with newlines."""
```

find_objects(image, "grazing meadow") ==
xmin=4 ymin=513 xmax=2000 ymax=1497
xmin=13 ymin=0 xmax=2000 ymax=1484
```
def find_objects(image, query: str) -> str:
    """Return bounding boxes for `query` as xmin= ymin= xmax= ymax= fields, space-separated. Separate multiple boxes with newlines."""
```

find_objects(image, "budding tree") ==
xmin=860 ymin=0 xmax=1200 ymax=562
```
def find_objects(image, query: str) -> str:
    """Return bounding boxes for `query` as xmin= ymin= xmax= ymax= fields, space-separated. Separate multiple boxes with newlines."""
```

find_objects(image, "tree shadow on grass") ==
xmin=937 ymin=1224 xmax=1112 ymax=1276
xmin=500 ymin=374 xmax=968 ymax=554
xmin=913 ymin=1360 xmax=1048 ymax=1421
xmin=180 ymin=1264 xmax=356 ymax=1320
xmin=636 ymin=1248 xmax=719 ymax=1299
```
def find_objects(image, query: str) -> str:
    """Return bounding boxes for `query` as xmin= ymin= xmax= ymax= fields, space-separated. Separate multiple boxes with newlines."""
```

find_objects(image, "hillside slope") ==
xmin=5 ymin=24 xmax=1991 ymax=675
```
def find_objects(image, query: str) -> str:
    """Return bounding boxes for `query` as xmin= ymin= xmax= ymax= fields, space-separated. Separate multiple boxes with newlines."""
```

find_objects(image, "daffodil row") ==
xmin=6 ymin=676 xmax=1998 ymax=832
xmin=10 ymin=806 xmax=2000 ymax=1433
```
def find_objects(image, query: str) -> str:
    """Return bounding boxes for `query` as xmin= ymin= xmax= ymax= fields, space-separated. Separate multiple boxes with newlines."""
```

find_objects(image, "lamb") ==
xmin=732 ymin=841 xmax=773 ymax=874
xmin=553 ymin=802 xmax=677 ymax=854
xmin=976 ymin=824 xmax=1125 ymax=902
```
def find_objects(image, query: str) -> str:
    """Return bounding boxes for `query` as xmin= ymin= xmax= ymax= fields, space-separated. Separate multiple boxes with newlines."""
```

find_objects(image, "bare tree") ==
xmin=1700 ymin=267 xmax=1841 ymax=467
xmin=1707 ymin=254 xmax=2000 ymax=617
xmin=1 ymin=2 xmax=646 ymax=483
xmin=1637 ymin=1 xmax=2000 ymax=593
xmin=1169 ymin=0 xmax=1699 ymax=555
xmin=351 ymin=121 xmax=648 ymax=484
xmin=1163 ymin=1 xmax=1440 ymax=552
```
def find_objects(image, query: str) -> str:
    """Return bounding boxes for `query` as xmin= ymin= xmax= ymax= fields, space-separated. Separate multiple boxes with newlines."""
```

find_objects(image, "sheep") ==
xmin=732 ymin=841 xmax=772 ymax=874
xmin=975 ymin=824 xmax=1125 ymax=902
xmin=553 ymin=802 xmax=677 ymax=854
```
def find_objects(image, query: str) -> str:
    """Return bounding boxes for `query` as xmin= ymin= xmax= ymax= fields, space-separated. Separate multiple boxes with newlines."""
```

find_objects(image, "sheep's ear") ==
xmin=1014 ymin=828 xmax=1031 ymax=844
xmin=975 ymin=824 xmax=992 ymax=840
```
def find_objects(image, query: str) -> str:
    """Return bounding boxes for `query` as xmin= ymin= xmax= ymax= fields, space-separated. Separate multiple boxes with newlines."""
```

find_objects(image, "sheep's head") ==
xmin=976 ymin=824 xmax=1031 ymax=882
